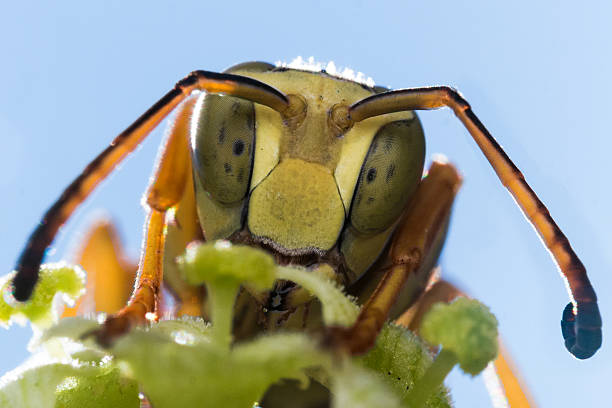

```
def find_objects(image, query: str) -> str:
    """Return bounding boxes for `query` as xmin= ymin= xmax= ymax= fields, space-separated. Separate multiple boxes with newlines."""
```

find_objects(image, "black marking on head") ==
xmin=218 ymin=126 xmax=225 ymax=144
xmin=367 ymin=196 xmax=375 ymax=204
xmin=237 ymin=167 xmax=245 ymax=183
xmin=386 ymin=164 xmax=395 ymax=182
xmin=224 ymin=162 xmax=232 ymax=174
xmin=232 ymin=101 xmax=241 ymax=114
xmin=233 ymin=139 xmax=245 ymax=156
xmin=384 ymin=138 xmax=393 ymax=153
xmin=366 ymin=167 xmax=377 ymax=183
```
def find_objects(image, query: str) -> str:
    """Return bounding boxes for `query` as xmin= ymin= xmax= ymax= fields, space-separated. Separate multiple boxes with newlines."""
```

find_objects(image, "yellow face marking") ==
xmin=217 ymin=68 xmax=417 ymax=256
xmin=233 ymin=69 xmax=376 ymax=169
xmin=248 ymin=158 xmax=345 ymax=252
xmin=250 ymin=104 xmax=283 ymax=191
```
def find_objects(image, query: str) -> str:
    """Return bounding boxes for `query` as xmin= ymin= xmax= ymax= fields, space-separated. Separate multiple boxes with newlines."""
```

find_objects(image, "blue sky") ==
xmin=0 ymin=1 xmax=610 ymax=406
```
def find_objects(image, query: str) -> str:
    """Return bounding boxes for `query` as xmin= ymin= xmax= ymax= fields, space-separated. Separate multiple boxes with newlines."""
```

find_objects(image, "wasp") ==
xmin=9 ymin=60 xmax=601 ymax=365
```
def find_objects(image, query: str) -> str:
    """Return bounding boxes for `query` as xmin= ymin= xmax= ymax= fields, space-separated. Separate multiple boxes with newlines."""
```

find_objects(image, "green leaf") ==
xmin=0 ymin=363 xmax=79 ymax=408
xmin=0 ymin=360 xmax=138 ymax=408
xmin=111 ymin=322 xmax=329 ymax=408
xmin=54 ymin=365 xmax=139 ymax=408
xmin=420 ymin=298 xmax=498 ymax=376
xmin=276 ymin=265 xmax=359 ymax=327
xmin=180 ymin=241 xmax=276 ymax=291
xmin=0 ymin=264 xmax=85 ymax=329
xmin=179 ymin=241 xmax=277 ymax=348
xmin=359 ymin=324 xmax=451 ymax=408
xmin=332 ymin=362 xmax=403 ymax=408
xmin=40 ymin=317 xmax=101 ymax=346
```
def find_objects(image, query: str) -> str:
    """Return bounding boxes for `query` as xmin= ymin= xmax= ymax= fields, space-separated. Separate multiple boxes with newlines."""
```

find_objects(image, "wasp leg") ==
xmin=93 ymin=97 xmax=196 ymax=346
xmin=62 ymin=220 xmax=136 ymax=318
xmin=491 ymin=341 xmax=535 ymax=408
xmin=12 ymin=70 xmax=293 ymax=302
xmin=394 ymin=279 xmax=461 ymax=333
xmin=328 ymin=160 xmax=461 ymax=354
xmin=163 ymin=155 xmax=206 ymax=318
xmin=395 ymin=280 xmax=535 ymax=408
xmin=345 ymin=88 xmax=601 ymax=358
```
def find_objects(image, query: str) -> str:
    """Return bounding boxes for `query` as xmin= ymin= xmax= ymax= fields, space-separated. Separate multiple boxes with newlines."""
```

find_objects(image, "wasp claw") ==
xmin=320 ymin=326 xmax=350 ymax=351
xmin=81 ymin=314 xmax=134 ymax=348
xmin=321 ymin=325 xmax=376 ymax=356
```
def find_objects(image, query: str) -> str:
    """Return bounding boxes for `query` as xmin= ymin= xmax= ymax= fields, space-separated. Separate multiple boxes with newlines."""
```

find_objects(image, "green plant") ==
xmin=0 ymin=242 xmax=499 ymax=407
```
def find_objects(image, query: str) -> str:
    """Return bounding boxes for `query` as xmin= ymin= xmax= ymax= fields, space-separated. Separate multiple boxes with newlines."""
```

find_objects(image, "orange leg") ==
xmin=163 ymin=183 xmax=206 ymax=317
xmin=491 ymin=341 xmax=535 ymax=408
xmin=62 ymin=220 xmax=136 ymax=317
xmin=394 ymin=280 xmax=461 ymax=333
xmin=94 ymin=97 xmax=196 ymax=346
xmin=328 ymin=160 xmax=462 ymax=354
xmin=339 ymin=87 xmax=601 ymax=358
xmin=161 ymin=135 xmax=206 ymax=318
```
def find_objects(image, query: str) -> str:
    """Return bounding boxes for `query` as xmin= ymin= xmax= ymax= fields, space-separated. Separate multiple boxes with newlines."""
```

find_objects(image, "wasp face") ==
xmin=191 ymin=65 xmax=426 ymax=290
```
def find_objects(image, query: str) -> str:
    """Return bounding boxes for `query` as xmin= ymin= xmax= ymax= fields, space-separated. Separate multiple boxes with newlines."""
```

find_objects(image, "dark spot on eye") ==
xmin=355 ymin=193 xmax=362 ymax=205
xmin=237 ymin=167 xmax=245 ymax=183
xmin=387 ymin=371 xmax=391 ymax=376
xmin=367 ymin=196 xmax=375 ymax=204
xmin=224 ymin=162 xmax=232 ymax=174
xmin=218 ymin=126 xmax=225 ymax=144
xmin=386 ymin=164 xmax=395 ymax=182
xmin=233 ymin=139 xmax=245 ymax=156
xmin=366 ymin=168 xmax=377 ymax=183
xmin=397 ymin=377 xmax=401 ymax=381
xmin=384 ymin=138 xmax=393 ymax=152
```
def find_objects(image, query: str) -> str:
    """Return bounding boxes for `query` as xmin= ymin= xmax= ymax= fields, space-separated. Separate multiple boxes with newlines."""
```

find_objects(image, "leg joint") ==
xmin=391 ymin=247 xmax=422 ymax=269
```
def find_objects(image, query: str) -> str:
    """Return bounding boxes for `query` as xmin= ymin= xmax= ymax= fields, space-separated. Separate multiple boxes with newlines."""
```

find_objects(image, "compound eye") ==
xmin=350 ymin=119 xmax=425 ymax=234
xmin=192 ymin=94 xmax=255 ymax=204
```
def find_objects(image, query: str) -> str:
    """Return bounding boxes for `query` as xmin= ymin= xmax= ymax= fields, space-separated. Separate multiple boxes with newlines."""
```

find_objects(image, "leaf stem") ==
xmin=207 ymin=283 xmax=238 ymax=349
xmin=404 ymin=349 xmax=457 ymax=407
